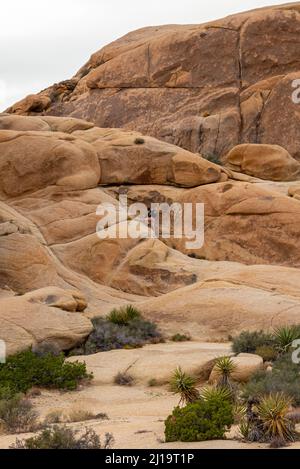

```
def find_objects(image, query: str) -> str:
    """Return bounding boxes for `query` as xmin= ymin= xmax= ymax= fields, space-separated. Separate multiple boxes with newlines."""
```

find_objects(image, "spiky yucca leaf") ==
xmin=273 ymin=326 xmax=300 ymax=354
xmin=257 ymin=393 xmax=296 ymax=442
xmin=169 ymin=367 xmax=199 ymax=406
xmin=200 ymin=385 xmax=232 ymax=403
xmin=215 ymin=356 xmax=237 ymax=376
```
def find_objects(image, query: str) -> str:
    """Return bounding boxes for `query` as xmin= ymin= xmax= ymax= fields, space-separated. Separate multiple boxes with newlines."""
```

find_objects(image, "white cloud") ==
xmin=0 ymin=0 xmax=289 ymax=111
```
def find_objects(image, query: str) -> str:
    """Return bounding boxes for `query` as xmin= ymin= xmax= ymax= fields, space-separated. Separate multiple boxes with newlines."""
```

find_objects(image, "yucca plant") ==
xmin=257 ymin=393 xmax=296 ymax=443
xmin=200 ymin=385 xmax=232 ymax=403
xmin=107 ymin=305 xmax=141 ymax=326
xmin=233 ymin=402 xmax=247 ymax=424
xmin=214 ymin=356 xmax=237 ymax=388
xmin=169 ymin=367 xmax=199 ymax=406
xmin=273 ymin=326 xmax=300 ymax=354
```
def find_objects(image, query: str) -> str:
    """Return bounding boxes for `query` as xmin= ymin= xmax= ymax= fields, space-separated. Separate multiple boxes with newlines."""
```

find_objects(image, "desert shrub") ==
xmin=11 ymin=425 xmax=114 ymax=449
xmin=255 ymin=345 xmax=278 ymax=362
xmin=44 ymin=410 xmax=64 ymax=425
xmin=81 ymin=314 xmax=162 ymax=354
xmin=107 ymin=305 xmax=141 ymax=325
xmin=68 ymin=408 xmax=107 ymax=422
xmin=148 ymin=379 xmax=158 ymax=387
xmin=239 ymin=393 xmax=297 ymax=447
xmin=32 ymin=342 xmax=61 ymax=357
xmin=257 ymin=393 xmax=296 ymax=443
xmin=114 ymin=372 xmax=134 ymax=387
xmin=243 ymin=353 xmax=300 ymax=405
xmin=169 ymin=367 xmax=199 ymax=406
xmin=0 ymin=395 xmax=38 ymax=434
xmin=0 ymin=349 xmax=91 ymax=395
xmin=0 ymin=385 xmax=15 ymax=400
xmin=232 ymin=330 xmax=276 ymax=354
xmin=165 ymin=396 xmax=234 ymax=442
xmin=171 ymin=333 xmax=191 ymax=342
xmin=134 ymin=137 xmax=145 ymax=145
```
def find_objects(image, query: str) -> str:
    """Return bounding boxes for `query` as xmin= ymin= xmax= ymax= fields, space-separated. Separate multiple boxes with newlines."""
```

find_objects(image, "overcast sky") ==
xmin=0 ymin=0 xmax=289 ymax=111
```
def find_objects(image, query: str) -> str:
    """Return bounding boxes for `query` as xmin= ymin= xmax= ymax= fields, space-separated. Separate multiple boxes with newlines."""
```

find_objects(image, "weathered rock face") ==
xmin=7 ymin=4 xmax=300 ymax=160
xmin=224 ymin=144 xmax=300 ymax=181
xmin=0 ymin=115 xmax=227 ymax=190
xmin=3 ymin=5 xmax=300 ymax=353
xmin=74 ymin=127 xmax=227 ymax=187
xmin=171 ymin=182 xmax=300 ymax=266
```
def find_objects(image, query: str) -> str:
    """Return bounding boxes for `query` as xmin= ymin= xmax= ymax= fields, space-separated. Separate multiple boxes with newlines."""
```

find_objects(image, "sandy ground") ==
xmin=0 ymin=341 xmax=299 ymax=450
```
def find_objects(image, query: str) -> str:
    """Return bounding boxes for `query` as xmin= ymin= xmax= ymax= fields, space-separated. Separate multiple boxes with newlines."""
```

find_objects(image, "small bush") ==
xmin=107 ymin=305 xmax=141 ymax=325
xmin=148 ymin=379 xmax=158 ymax=387
xmin=232 ymin=330 xmax=276 ymax=354
xmin=0 ymin=349 xmax=92 ymax=395
xmin=44 ymin=410 xmax=63 ymax=425
xmin=11 ymin=425 xmax=114 ymax=449
xmin=255 ymin=345 xmax=278 ymax=362
xmin=243 ymin=353 xmax=300 ymax=405
xmin=32 ymin=342 xmax=61 ymax=357
xmin=114 ymin=372 xmax=134 ymax=387
xmin=81 ymin=314 xmax=162 ymax=354
xmin=239 ymin=394 xmax=297 ymax=447
xmin=134 ymin=137 xmax=145 ymax=145
xmin=171 ymin=334 xmax=191 ymax=342
xmin=165 ymin=396 xmax=234 ymax=442
xmin=0 ymin=395 xmax=38 ymax=434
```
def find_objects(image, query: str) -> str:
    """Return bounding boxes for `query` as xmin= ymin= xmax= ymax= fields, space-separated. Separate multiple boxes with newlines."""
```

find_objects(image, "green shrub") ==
xmin=11 ymin=425 xmax=114 ymax=449
xmin=68 ymin=409 xmax=107 ymax=422
xmin=107 ymin=305 xmax=141 ymax=325
xmin=0 ymin=395 xmax=38 ymax=434
xmin=171 ymin=333 xmax=191 ymax=342
xmin=0 ymin=349 xmax=91 ymax=395
xmin=232 ymin=330 xmax=276 ymax=354
xmin=165 ymin=396 xmax=234 ymax=442
xmin=243 ymin=353 xmax=300 ymax=405
xmin=148 ymin=378 xmax=158 ymax=387
xmin=80 ymin=314 xmax=162 ymax=354
xmin=255 ymin=345 xmax=278 ymax=362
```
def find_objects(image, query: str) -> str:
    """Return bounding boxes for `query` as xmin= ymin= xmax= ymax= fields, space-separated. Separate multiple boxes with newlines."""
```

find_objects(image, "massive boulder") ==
xmin=224 ymin=144 xmax=300 ymax=181
xmin=0 ymin=288 xmax=93 ymax=355
xmin=6 ymin=3 xmax=300 ymax=161
xmin=173 ymin=181 xmax=300 ymax=266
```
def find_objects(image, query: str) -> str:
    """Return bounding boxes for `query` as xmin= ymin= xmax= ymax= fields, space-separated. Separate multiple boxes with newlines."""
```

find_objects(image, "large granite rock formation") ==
xmin=6 ymin=3 xmax=300 ymax=161
xmin=2 ymin=4 xmax=300 ymax=353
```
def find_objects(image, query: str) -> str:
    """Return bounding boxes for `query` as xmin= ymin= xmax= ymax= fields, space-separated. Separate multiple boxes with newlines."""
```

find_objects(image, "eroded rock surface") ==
xmin=7 ymin=4 xmax=300 ymax=161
